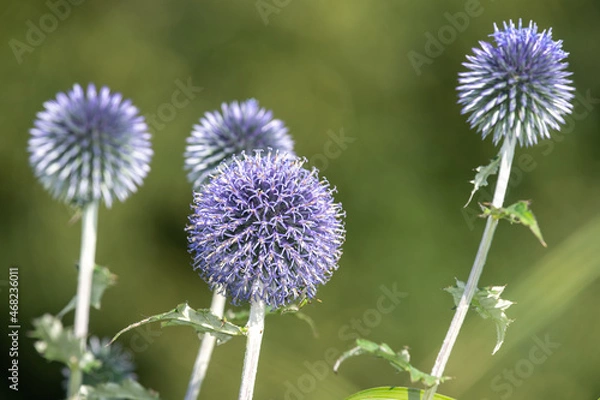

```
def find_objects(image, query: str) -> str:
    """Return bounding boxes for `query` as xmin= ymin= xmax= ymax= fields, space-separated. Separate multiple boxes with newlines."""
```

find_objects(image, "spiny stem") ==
xmin=184 ymin=290 xmax=227 ymax=400
xmin=423 ymin=136 xmax=516 ymax=400
xmin=238 ymin=299 xmax=266 ymax=400
xmin=69 ymin=201 xmax=99 ymax=399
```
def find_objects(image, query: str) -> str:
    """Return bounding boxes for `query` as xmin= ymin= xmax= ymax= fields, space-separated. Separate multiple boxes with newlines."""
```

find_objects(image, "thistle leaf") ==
xmin=275 ymin=298 xmax=318 ymax=338
xmin=30 ymin=314 xmax=99 ymax=371
xmin=58 ymin=264 xmax=117 ymax=319
xmin=465 ymin=155 xmax=501 ymax=207
xmin=110 ymin=303 xmax=245 ymax=346
xmin=480 ymin=200 xmax=547 ymax=246
xmin=226 ymin=298 xmax=318 ymax=338
xmin=445 ymin=280 xmax=514 ymax=354
xmin=80 ymin=378 xmax=160 ymax=399
xmin=333 ymin=339 xmax=447 ymax=387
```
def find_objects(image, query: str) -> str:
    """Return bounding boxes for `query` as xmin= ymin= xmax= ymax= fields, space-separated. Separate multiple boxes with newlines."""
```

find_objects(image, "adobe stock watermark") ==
xmin=255 ymin=0 xmax=293 ymax=26
xmin=127 ymin=321 xmax=164 ymax=353
xmin=273 ymin=283 xmax=407 ymax=400
xmin=461 ymin=89 xmax=600 ymax=231
xmin=145 ymin=77 xmax=203 ymax=132
xmin=489 ymin=333 xmax=561 ymax=399
xmin=408 ymin=0 xmax=491 ymax=76
xmin=8 ymin=0 xmax=87 ymax=65
xmin=307 ymin=128 xmax=355 ymax=172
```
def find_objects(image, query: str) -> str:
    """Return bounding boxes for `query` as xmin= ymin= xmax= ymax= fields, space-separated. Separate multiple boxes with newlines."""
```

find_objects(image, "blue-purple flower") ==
xmin=29 ymin=84 xmax=152 ymax=207
xmin=184 ymin=99 xmax=294 ymax=189
xmin=187 ymin=151 xmax=345 ymax=308
xmin=458 ymin=20 xmax=574 ymax=147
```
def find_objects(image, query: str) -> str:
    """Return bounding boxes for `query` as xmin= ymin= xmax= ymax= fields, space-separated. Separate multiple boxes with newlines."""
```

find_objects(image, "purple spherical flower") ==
xmin=458 ymin=20 xmax=574 ymax=147
xmin=187 ymin=151 xmax=345 ymax=309
xmin=184 ymin=99 xmax=295 ymax=189
xmin=29 ymin=84 xmax=152 ymax=207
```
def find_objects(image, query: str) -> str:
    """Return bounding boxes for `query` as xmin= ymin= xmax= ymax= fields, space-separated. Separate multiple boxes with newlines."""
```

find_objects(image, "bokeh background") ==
xmin=2 ymin=0 xmax=600 ymax=399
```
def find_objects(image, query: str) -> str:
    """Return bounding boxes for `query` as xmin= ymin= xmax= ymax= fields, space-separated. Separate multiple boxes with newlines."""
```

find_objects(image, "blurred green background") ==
xmin=1 ymin=0 xmax=600 ymax=399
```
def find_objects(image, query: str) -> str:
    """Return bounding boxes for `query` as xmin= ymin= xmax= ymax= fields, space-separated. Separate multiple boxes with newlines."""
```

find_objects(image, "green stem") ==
xmin=69 ymin=201 xmax=99 ymax=398
xmin=423 ymin=136 xmax=516 ymax=400
xmin=67 ymin=364 xmax=82 ymax=400
xmin=184 ymin=290 xmax=227 ymax=400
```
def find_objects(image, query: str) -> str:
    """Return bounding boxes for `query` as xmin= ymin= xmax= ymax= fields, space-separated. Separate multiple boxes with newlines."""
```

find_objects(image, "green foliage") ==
xmin=225 ymin=298 xmax=318 ymax=337
xmin=480 ymin=200 xmax=547 ymax=246
xmin=58 ymin=264 xmax=117 ymax=319
xmin=333 ymin=339 xmax=448 ymax=387
xmin=31 ymin=260 xmax=159 ymax=398
xmin=445 ymin=280 xmax=514 ymax=354
xmin=80 ymin=378 xmax=160 ymax=400
xmin=30 ymin=314 xmax=99 ymax=372
xmin=345 ymin=386 xmax=456 ymax=400
xmin=465 ymin=155 xmax=500 ymax=207
xmin=79 ymin=336 xmax=136 ymax=387
xmin=110 ymin=303 xmax=245 ymax=346
xmin=274 ymin=298 xmax=319 ymax=337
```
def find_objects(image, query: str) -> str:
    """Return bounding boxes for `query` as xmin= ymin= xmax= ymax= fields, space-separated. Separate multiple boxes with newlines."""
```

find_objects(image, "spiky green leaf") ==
xmin=110 ymin=303 xmax=245 ymax=346
xmin=480 ymin=200 xmax=547 ymax=246
xmin=226 ymin=298 xmax=318 ymax=338
xmin=465 ymin=155 xmax=501 ymax=207
xmin=333 ymin=339 xmax=447 ymax=387
xmin=30 ymin=314 xmax=99 ymax=371
xmin=58 ymin=264 xmax=117 ymax=319
xmin=445 ymin=280 xmax=514 ymax=354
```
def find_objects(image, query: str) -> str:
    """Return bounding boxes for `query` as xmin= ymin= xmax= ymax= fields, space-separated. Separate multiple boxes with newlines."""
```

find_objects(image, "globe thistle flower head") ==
xmin=457 ymin=20 xmax=574 ymax=147
xmin=29 ymin=84 xmax=152 ymax=207
xmin=184 ymin=99 xmax=295 ymax=189
xmin=187 ymin=151 xmax=345 ymax=309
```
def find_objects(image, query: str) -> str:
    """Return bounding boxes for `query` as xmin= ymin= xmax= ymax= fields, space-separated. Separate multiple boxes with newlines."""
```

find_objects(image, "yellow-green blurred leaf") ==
xmin=346 ymin=386 xmax=456 ymax=400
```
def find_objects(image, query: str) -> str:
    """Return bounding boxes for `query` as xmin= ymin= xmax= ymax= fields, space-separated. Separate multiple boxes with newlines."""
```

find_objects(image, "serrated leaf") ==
xmin=80 ymin=378 xmax=159 ymax=399
xmin=110 ymin=303 xmax=245 ymax=346
xmin=345 ymin=386 xmax=456 ymax=400
xmin=445 ymin=280 xmax=514 ymax=354
xmin=275 ymin=298 xmax=318 ymax=338
xmin=30 ymin=314 xmax=99 ymax=371
xmin=465 ymin=155 xmax=501 ymax=207
xmin=333 ymin=339 xmax=448 ymax=387
xmin=480 ymin=200 xmax=547 ymax=246
xmin=226 ymin=298 xmax=318 ymax=338
xmin=58 ymin=264 xmax=117 ymax=319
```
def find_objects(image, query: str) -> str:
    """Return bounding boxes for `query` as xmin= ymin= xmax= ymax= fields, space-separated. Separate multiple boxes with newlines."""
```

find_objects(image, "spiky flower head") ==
xmin=184 ymin=99 xmax=295 ymax=189
xmin=29 ymin=84 xmax=152 ymax=207
xmin=187 ymin=151 xmax=345 ymax=309
xmin=458 ymin=20 xmax=574 ymax=147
